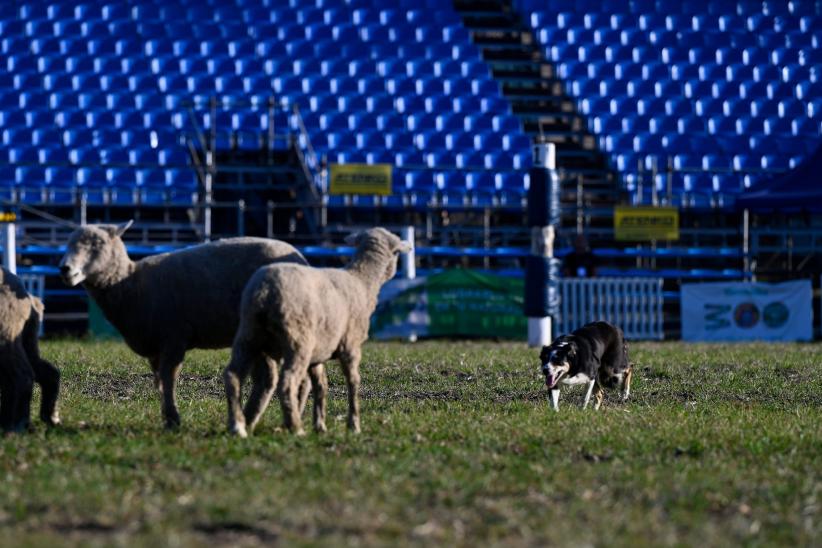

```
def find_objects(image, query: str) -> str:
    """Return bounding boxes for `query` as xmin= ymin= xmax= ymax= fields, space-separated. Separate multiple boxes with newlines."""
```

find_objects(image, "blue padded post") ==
xmin=525 ymin=143 xmax=560 ymax=347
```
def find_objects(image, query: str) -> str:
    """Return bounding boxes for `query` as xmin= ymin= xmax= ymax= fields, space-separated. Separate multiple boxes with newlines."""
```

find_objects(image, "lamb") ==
xmin=58 ymin=221 xmax=317 ymax=429
xmin=0 ymin=267 xmax=60 ymax=433
xmin=224 ymin=227 xmax=411 ymax=437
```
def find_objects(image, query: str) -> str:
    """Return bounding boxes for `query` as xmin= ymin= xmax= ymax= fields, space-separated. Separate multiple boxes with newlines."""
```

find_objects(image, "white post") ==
xmin=528 ymin=225 xmax=554 ymax=348
xmin=401 ymin=225 xmax=415 ymax=280
xmin=2 ymin=222 xmax=16 ymax=274
xmin=528 ymin=316 xmax=552 ymax=347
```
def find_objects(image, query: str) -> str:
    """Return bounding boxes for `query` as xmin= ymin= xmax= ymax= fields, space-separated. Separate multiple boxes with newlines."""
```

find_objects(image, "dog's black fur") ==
xmin=540 ymin=321 xmax=631 ymax=399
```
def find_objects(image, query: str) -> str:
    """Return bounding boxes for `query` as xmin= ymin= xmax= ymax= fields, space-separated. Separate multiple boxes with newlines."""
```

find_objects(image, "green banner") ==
xmin=371 ymin=269 xmax=527 ymax=340
xmin=88 ymin=299 xmax=122 ymax=339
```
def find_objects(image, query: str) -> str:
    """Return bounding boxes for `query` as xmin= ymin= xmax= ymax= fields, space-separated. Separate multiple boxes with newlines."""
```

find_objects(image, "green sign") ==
xmin=371 ymin=269 xmax=527 ymax=340
xmin=88 ymin=299 xmax=121 ymax=339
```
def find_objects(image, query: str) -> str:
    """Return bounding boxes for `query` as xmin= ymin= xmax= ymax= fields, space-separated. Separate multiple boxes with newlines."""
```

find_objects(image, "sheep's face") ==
xmin=346 ymin=227 xmax=412 ymax=283
xmin=59 ymin=222 xmax=132 ymax=286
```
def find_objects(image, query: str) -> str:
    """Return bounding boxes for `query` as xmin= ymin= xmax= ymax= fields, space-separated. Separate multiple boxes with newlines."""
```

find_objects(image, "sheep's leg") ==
xmin=158 ymin=347 xmax=186 ymax=429
xmin=309 ymin=363 xmax=328 ymax=433
xmin=149 ymin=357 xmax=161 ymax=392
xmin=278 ymin=350 xmax=311 ymax=435
xmin=339 ymin=349 xmax=362 ymax=434
xmin=22 ymin=318 xmax=60 ymax=426
xmin=13 ymin=360 xmax=34 ymax=433
xmin=223 ymin=342 xmax=256 ymax=438
xmin=297 ymin=374 xmax=312 ymax=417
xmin=2 ymin=348 xmax=34 ymax=433
xmin=29 ymin=357 xmax=60 ymax=426
xmin=243 ymin=355 xmax=278 ymax=434
xmin=0 ymin=361 xmax=15 ymax=432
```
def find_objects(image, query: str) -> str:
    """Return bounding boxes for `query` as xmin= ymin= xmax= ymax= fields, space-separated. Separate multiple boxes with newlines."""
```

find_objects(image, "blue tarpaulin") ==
xmin=736 ymin=142 xmax=822 ymax=212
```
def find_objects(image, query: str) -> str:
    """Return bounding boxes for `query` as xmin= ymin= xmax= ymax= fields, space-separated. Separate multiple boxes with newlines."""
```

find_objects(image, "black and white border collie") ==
xmin=539 ymin=321 xmax=633 ymax=411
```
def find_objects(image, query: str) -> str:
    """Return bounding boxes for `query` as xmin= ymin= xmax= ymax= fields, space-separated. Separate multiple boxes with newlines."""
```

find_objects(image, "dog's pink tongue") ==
xmin=546 ymin=374 xmax=555 ymax=388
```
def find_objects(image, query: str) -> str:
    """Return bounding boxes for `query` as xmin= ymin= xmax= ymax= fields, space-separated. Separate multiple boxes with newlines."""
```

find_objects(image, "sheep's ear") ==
xmin=344 ymin=232 xmax=361 ymax=245
xmin=396 ymin=241 xmax=412 ymax=254
xmin=114 ymin=219 xmax=133 ymax=237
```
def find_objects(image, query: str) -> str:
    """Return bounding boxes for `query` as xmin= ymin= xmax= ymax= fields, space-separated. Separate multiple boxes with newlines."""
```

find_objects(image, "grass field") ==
xmin=1 ymin=340 xmax=820 ymax=546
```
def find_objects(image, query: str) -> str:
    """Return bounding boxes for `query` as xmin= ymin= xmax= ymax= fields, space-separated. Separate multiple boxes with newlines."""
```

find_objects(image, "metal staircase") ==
xmin=453 ymin=0 xmax=623 ymax=240
xmin=182 ymin=98 xmax=324 ymax=241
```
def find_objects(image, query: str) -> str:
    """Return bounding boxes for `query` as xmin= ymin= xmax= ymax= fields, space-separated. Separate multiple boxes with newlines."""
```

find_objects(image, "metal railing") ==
xmin=630 ymin=156 xmax=789 ymax=208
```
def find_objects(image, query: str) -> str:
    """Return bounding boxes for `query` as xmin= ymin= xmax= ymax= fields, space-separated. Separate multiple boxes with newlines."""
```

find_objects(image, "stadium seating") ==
xmin=0 ymin=0 xmax=529 ymax=207
xmin=517 ymin=0 xmax=822 ymax=205
xmin=3 ymin=0 xmax=820 ymax=209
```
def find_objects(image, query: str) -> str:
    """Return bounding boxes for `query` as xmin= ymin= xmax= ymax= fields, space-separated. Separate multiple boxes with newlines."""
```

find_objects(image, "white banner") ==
xmin=681 ymin=280 xmax=813 ymax=342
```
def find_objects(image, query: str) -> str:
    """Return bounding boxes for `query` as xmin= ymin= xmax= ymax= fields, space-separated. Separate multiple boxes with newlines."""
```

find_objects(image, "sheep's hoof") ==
xmin=314 ymin=422 xmax=328 ymax=434
xmin=41 ymin=412 xmax=61 ymax=427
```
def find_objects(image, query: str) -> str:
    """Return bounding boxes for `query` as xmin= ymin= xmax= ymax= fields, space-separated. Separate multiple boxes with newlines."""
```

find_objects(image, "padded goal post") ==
xmin=525 ymin=143 xmax=561 ymax=347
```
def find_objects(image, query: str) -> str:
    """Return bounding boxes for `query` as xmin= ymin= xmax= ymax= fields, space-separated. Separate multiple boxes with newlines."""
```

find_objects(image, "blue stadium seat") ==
xmin=39 ymin=147 xmax=70 ymax=165
xmin=136 ymin=169 xmax=168 ymax=204
xmin=106 ymin=168 xmax=137 ymax=205
xmin=404 ymin=170 xmax=437 ymax=193
xmin=456 ymin=151 xmax=485 ymax=169
xmin=366 ymin=150 xmax=393 ymax=164
xmin=15 ymin=166 xmax=47 ymax=203
xmin=484 ymin=152 xmax=515 ymax=170
xmin=165 ymin=170 xmax=198 ymax=204
xmin=503 ymin=133 xmax=531 ymax=151
xmin=426 ymin=151 xmax=456 ymax=169
xmin=63 ymin=129 xmax=93 ymax=147
xmin=474 ymin=132 xmax=503 ymax=150
xmin=45 ymin=167 xmax=76 ymax=204
xmin=763 ymin=117 xmax=792 ymax=135
xmin=415 ymin=131 xmax=446 ymax=150
xmin=792 ymin=117 xmax=820 ymax=136
xmin=395 ymin=150 xmax=424 ymax=168
xmin=129 ymin=148 xmax=158 ymax=166
xmin=385 ymin=132 xmax=414 ymax=150
xmin=31 ymin=129 xmax=62 ymax=147
xmin=749 ymin=99 xmax=779 ymax=118
xmin=157 ymin=146 xmax=188 ymax=165
xmin=463 ymin=114 xmax=493 ymax=132
xmin=446 ymin=132 xmax=474 ymax=151
xmin=760 ymin=154 xmax=788 ymax=170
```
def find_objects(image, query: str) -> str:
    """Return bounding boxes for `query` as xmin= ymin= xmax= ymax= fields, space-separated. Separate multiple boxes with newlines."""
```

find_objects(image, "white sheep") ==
xmin=0 ymin=267 xmax=60 ymax=433
xmin=224 ymin=227 xmax=411 ymax=436
xmin=58 ymin=222 xmax=317 ymax=429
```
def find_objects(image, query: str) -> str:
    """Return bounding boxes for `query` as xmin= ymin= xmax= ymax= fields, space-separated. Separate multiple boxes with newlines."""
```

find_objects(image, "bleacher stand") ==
xmin=0 ymin=0 xmax=532 ymax=208
xmin=516 ymin=0 xmax=822 ymax=207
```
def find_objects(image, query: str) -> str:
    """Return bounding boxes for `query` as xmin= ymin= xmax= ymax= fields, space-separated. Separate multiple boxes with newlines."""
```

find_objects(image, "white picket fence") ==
xmin=557 ymin=277 xmax=664 ymax=340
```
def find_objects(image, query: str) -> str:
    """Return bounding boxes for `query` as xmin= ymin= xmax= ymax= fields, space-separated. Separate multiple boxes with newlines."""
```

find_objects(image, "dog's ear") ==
xmin=540 ymin=345 xmax=551 ymax=362
xmin=567 ymin=340 xmax=578 ymax=358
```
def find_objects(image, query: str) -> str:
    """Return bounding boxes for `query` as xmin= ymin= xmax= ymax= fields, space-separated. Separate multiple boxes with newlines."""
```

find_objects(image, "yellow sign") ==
xmin=329 ymin=163 xmax=393 ymax=196
xmin=0 ymin=211 xmax=17 ymax=223
xmin=614 ymin=206 xmax=679 ymax=241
